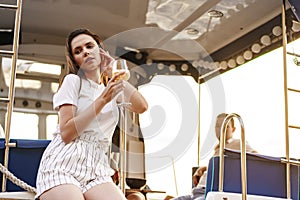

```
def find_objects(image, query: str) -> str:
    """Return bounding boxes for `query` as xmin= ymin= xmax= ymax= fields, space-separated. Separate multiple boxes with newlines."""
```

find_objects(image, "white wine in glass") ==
xmin=112 ymin=59 xmax=130 ymax=81
xmin=112 ymin=59 xmax=131 ymax=107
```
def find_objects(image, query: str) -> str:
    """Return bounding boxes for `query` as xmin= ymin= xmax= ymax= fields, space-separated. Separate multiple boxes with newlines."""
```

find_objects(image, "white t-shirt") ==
xmin=53 ymin=74 xmax=119 ymax=141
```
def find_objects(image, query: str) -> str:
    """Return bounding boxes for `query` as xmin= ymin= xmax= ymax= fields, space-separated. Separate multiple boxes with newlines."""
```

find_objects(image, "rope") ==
xmin=0 ymin=163 xmax=36 ymax=193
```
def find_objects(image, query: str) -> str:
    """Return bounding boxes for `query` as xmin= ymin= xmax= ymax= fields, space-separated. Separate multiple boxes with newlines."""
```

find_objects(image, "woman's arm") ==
xmin=123 ymin=81 xmax=148 ymax=114
xmin=59 ymin=78 xmax=125 ymax=144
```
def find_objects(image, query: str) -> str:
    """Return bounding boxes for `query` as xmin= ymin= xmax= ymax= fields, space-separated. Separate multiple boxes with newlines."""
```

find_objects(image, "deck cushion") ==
xmin=5 ymin=139 xmax=50 ymax=192
xmin=205 ymin=149 xmax=300 ymax=200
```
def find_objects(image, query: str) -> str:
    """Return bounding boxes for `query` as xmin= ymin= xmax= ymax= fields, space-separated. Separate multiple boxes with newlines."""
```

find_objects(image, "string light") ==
xmin=260 ymin=35 xmax=271 ymax=46
xmin=272 ymin=26 xmax=282 ymax=36
xmin=228 ymin=59 xmax=236 ymax=68
xmin=220 ymin=61 xmax=227 ymax=70
xmin=157 ymin=63 xmax=164 ymax=70
xmin=251 ymin=43 xmax=261 ymax=54
xmin=181 ymin=63 xmax=189 ymax=71
xmin=146 ymin=59 xmax=153 ymax=65
xmin=169 ymin=64 xmax=176 ymax=72
xmin=236 ymin=55 xmax=245 ymax=65
xmin=243 ymin=50 xmax=253 ymax=60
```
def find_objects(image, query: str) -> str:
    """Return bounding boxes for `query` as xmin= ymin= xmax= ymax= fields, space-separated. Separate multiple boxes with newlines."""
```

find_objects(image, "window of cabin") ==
xmin=0 ymin=57 xmax=61 ymax=140
xmin=46 ymin=114 xmax=58 ymax=140
xmin=9 ymin=112 xmax=39 ymax=139
xmin=1 ymin=57 xmax=61 ymax=89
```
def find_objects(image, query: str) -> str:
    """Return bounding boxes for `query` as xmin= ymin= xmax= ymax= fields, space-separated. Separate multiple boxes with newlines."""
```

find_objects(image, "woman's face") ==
xmin=71 ymin=34 xmax=101 ymax=73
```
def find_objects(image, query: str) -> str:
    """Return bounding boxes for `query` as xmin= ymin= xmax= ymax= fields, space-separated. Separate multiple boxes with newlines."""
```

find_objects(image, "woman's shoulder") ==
xmin=58 ymin=74 xmax=81 ymax=92
xmin=62 ymin=74 xmax=81 ymax=86
xmin=64 ymin=74 xmax=80 ymax=82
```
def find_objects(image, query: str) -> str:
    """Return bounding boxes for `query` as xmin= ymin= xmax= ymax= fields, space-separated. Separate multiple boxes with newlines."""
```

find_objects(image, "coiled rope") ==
xmin=0 ymin=163 xmax=36 ymax=193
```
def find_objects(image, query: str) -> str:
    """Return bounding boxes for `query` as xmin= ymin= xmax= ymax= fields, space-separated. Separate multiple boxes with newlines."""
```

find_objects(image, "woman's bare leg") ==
xmin=39 ymin=184 xmax=84 ymax=200
xmin=84 ymin=182 xmax=126 ymax=200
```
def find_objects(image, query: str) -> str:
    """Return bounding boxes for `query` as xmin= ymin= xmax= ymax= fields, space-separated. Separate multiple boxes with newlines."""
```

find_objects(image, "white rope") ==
xmin=0 ymin=163 xmax=36 ymax=193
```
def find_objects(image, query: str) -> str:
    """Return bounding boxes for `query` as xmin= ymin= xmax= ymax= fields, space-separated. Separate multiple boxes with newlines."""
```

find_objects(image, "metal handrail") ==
xmin=281 ymin=1 xmax=291 ymax=198
xmin=218 ymin=113 xmax=247 ymax=200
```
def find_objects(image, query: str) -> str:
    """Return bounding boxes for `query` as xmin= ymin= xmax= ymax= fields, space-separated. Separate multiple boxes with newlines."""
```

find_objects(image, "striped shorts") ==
xmin=35 ymin=134 xmax=115 ymax=198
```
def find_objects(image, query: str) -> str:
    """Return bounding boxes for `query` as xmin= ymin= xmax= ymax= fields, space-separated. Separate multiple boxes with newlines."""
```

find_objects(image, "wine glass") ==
xmin=112 ymin=59 xmax=131 ymax=193
xmin=112 ymin=59 xmax=131 ymax=107
xmin=112 ymin=59 xmax=130 ymax=81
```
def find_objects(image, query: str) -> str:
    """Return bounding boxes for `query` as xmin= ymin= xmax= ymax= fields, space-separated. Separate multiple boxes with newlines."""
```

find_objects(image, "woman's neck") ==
xmin=85 ymin=71 xmax=101 ymax=84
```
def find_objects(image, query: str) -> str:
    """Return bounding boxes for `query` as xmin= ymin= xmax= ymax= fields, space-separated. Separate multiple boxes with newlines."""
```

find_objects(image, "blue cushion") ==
xmin=5 ymin=139 xmax=50 ymax=191
xmin=205 ymin=149 xmax=300 ymax=200
xmin=0 ymin=139 xmax=6 ymax=188
xmin=10 ymin=139 xmax=50 ymax=148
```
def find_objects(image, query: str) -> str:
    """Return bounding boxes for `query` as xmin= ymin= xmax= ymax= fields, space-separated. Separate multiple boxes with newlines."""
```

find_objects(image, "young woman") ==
xmin=35 ymin=28 xmax=148 ymax=200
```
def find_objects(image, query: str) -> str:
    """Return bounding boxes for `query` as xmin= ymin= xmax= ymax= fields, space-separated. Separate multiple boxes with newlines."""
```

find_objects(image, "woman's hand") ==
xmin=99 ymin=48 xmax=114 ymax=78
xmin=100 ymin=71 xmax=126 ymax=103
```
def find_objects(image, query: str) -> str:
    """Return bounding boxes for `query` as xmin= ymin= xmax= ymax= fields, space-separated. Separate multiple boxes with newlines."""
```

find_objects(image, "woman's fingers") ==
xmin=110 ymin=71 xmax=126 ymax=82
xmin=99 ymin=48 xmax=114 ymax=67
xmin=99 ymin=48 xmax=115 ymax=78
xmin=102 ymin=80 xmax=125 ymax=102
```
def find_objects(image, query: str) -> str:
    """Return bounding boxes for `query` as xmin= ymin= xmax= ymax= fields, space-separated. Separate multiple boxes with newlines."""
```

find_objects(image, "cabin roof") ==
xmin=1 ymin=0 xmax=300 ymax=85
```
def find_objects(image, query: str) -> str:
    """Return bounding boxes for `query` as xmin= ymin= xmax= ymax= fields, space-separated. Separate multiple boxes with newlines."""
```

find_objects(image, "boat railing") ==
xmin=218 ymin=113 xmax=247 ymax=200
xmin=205 ymin=113 xmax=297 ymax=200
